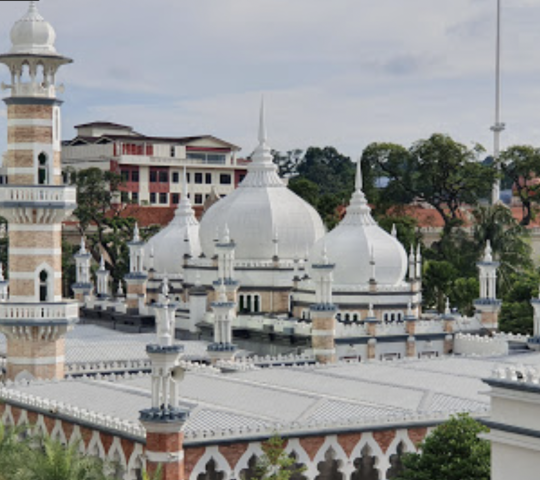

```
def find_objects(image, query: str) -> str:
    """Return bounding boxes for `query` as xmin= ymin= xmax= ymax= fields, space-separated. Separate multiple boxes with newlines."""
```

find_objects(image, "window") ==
xmin=239 ymin=174 xmax=246 ymax=183
xmin=207 ymin=154 xmax=226 ymax=164
xmin=132 ymin=192 xmax=139 ymax=203
xmin=171 ymin=193 xmax=179 ymax=204
xmin=39 ymin=270 xmax=48 ymax=302
xmin=159 ymin=193 xmax=167 ymax=204
xmin=194 ymin=194 xmax=203 ymax=204
xmin=172 ymin=172 xmax=179 ymax=183
xmin=149 ymin=171 xmax=157 ymax=183
xmin=159 ymin=171 xmax=168 ymax=183
xmin=194 ymin=173 xmax=203 ymax=184
xmin=187 ymin=153 xmax=205 ymax=161
xmin=220 ymin=174 xmax=231 ymax=185
xmin=186 ymin=172 xmax=191 ymax=183
xmin=121 ymin=170 xmax=129 ymax=182
xmin=121 ymin=191 xmax=129 ymax=203
xmin=38 ymin=152 xmax=48 ymax=185
xmin=131 ymin=170 xmax=139 ymax=182
xmin=170 ymin=146 xmax=175 ymax=157
xmin=150 ymin=192 xmax=156 ymax=204
xmin=205 ymin=173 xmax=212 ymax=184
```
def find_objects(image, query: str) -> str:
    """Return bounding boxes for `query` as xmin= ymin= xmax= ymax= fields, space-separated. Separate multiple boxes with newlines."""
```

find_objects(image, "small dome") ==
xmin=309 ymin=161 xmax=407 ymax=286
xmin=10 ymin=2 xmax=57 ymax=55
xmin=144 ymin=171 xmax=201 ymax=274
xmin=199 ymin=101 xmax=325 ymax=261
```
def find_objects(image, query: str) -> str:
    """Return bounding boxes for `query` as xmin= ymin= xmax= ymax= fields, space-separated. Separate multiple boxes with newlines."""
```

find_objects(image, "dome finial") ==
xmin=258 ymin=96 xmax=267 ymax=144
xmin=483 ymin=240 xmax=493 ymax=262
xmin=356 ymin=157 xmax=363 ymax=192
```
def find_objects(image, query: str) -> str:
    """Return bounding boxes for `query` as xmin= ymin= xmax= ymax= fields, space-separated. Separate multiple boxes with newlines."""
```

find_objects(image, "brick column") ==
xmin=311 ymin=306 xmax=337 ymax=364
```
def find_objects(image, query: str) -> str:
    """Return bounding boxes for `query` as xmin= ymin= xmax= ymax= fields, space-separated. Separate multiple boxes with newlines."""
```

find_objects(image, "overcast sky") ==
xmin=0 ymin=0 xmax=540 ymax=159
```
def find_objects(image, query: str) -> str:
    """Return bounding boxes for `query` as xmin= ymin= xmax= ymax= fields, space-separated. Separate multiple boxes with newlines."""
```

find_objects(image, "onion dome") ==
xmin=309 ymin=160 xmax=407 ymax=286
xmin=10 ymin=2 xmax=58 ymax=56
xmin=144 ymin=169 xmax=201 ymax=274
xmin=199 ymin=100 xmax=325 ymax=261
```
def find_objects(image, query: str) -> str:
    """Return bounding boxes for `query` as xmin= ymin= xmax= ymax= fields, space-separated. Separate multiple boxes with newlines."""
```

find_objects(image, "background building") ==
xmin=61 ymin=121 xmax=248 ymax=213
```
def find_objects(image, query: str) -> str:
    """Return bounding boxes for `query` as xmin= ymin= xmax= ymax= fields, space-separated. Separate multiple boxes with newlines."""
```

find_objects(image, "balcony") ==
xmin=0 ymin=185 xmax=76 ymax=209
xmin=0 ymin=301 xmax=79 ymax=325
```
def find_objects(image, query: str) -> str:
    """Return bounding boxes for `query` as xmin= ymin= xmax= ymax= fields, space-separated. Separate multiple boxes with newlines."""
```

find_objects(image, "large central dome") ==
xmin=199 ymin=102 xmax=325 ymax=261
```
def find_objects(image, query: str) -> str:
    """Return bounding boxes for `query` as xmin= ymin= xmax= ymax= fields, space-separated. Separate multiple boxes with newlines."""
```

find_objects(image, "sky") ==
xmin=0 ymin=0 xmax=540 ymax=159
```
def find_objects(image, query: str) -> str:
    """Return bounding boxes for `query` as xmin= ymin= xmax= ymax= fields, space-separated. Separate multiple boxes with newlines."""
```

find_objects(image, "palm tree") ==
xmin=471 ymin=204 xmax=532 ymax=294
xmin=0 ymin=421 xmax=31 ymax=480
xmin=14 ymin=436 xmax=109 ymax=480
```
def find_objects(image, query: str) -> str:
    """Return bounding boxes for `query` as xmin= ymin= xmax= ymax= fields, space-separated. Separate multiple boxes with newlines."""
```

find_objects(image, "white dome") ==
xmin=310 ymin=162 xmax=407 ymax=286
xmin=199 ymin=102 xmax=325 ymax=261
xmin=144 ymin=174 xmax=201 ymax=274
xmin=10 ymin=2 xmax=57 ymax=55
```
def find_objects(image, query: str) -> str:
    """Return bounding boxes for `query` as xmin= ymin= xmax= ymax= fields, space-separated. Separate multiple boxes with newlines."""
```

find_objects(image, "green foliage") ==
xmin=246 ymin=435 xmax=306 ymax=480
xmin=500 ymin=145 xmax=540 ymax=225
xmin=17 ymin=436 xmax=108 ymax=480
xmin=69 ymin=167 xmax=159 ymax=289
xmin=422 ymin=260 xmax=458 ymax=312
xmin=498 ymin=269 xmax=540 ymax=334
xmin=397 ymin=414 xmax=490 ymax=480
xmin=279 ymin=147 xmax=355 ymax=228
xmin=0 ymin=422 xmax=30 ymax=480
xmin=364 ymin=135 xmax=495 ymax=232
xmin=377 ymin=214 xmax=420 ymax=253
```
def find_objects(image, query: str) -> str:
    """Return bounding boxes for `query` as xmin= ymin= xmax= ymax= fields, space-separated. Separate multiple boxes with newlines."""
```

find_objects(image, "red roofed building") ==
xmin=62 ymin=122 xmax=248 ymax=215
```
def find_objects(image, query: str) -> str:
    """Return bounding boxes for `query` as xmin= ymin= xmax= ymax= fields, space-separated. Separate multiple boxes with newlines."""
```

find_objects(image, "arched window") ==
xmin=353 ymin=313 xmax=358 ymax=322
xmin=254 ymin=295 xmax=260 ymax=313
xmin=39 ymin=270 xmax=48 ymax=302
xmin=38 ymin=152 xmax=48 ymax=185
xmin=344 ymin=313 xmax=350 ymax=322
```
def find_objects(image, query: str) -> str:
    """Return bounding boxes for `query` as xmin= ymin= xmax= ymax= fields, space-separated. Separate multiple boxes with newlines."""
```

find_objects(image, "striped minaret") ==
xmin=0 ymin=2 xmax=77 ymax=380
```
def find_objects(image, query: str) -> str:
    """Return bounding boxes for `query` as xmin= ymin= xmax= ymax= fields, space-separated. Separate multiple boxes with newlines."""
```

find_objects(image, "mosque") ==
xmin=0 ymin=3 xmax=538 ymax=480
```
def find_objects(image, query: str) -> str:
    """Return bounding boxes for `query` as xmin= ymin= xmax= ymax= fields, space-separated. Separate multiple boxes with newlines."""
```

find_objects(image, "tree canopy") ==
xmin=397 ymin=414 xmax=490 ymax=480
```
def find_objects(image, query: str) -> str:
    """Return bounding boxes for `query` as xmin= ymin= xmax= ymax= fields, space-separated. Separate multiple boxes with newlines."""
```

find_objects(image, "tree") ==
xmin=272 ymin=149 xmax=303 ymax=178
xmin=500 ymin=145 xmax=540 ymax=225
xmin=397 ymin=413 xmax=490 ymax=480
xmin=69 ymin=167 xmax=159 ymax=289
xmin=15 ymin=436 xmax=108 ymax=480
xmin=246 ymin=435 xmax=306 ymax=480
xmin=364 ymin=135 xmax=496 ymax=233
xmin=422 ymin=260 xmax=458 ymax=312
xmin=471 ymin=205 xmax=532 ymax=296
xmin=377 ymin=214 xmax=421 ymax=253
xmin=498 ymin=269 xmax=540 ymax=335
xmin=0 ymin=422 xmax=29 ymax=480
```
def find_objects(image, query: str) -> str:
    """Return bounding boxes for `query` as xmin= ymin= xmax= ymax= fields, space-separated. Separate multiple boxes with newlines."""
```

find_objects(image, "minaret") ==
xmin=0 ymin=263 xmax=8 ymax=302
xmin=95 ymin=255 xmax=109 ymax=298
xmin=310 ymin=244 xmax=338 ymax=364
xmin=208 ymin=226 xmax=238 ymax=363
xmin=139 ymin=279 xmax=189 ymax=480
xmin=72 ymin=237 xmax=92 ymax=302
xmin=125 ymin=223 xmax=148 ymax=313
xmin=530 ymin=287 xmax=540 ymax=344
xmin=0 ymin=2 xmax=77 ymax=380
xmin=474 ymin=241 xmax=501 ymax=331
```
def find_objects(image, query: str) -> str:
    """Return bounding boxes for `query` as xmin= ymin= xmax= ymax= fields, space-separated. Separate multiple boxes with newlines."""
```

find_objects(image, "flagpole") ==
xmin=491 ymin=0 xmax=505 ymax=205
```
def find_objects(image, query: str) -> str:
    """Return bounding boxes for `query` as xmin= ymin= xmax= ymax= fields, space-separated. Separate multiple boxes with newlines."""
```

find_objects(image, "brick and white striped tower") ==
xmin=474 ymin=240 xmax=501 ymax=331
xmin=125 ymin=223 xmax=148 ymax=313
xmin=140 ymin=279 xmax=189 ymax=480
xmin=310 ymin=245 xmax=337 ymax=364
xmin=0 ymin=2 xmax=77 ymax=380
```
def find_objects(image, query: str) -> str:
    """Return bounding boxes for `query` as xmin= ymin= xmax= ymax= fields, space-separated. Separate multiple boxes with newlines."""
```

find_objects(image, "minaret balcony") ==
xmin=0 ymin=185 xmax=76 ymax=208
xmin=10 ymin=82 xmax=57 ymax=99
xmin=0 ymin=301 xmax=79 ymax=326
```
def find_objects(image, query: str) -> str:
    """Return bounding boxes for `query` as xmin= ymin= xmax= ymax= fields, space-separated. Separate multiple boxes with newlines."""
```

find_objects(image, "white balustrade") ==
xmin=0 ymin=302 xmax=78 ymax=321
xmin=0 ymin=186 xmax=76 ymax=204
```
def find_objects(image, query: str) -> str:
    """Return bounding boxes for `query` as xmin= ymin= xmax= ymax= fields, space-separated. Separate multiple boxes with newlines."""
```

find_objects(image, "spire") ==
xmin=171 ymin=166 xmax=198 ymax=226
xmin=391 ymin=224 xmax=397 ymax=237
xmin=241 ymin=98 xmax=283 ymax=188
xmin=355 ymin=157 xmax=363 ymax=192
xmin=321 ymin=242 xmax=329 ymax=265
xmin=80 ymin=236 xmax=87 ymax=254
xmin=222 ymin=224 xmax=230 ymax=244
xmin=133 ymin=223 xmax=140 ymax=242
xmin=161 ymin=277 xmax=170 ymax=299
xmin=370 ymin=246 xmax=376 ymax=281
xmin=445 ymin=297 xmax=451 ymax=315
xmin=342 ymin=156 xmax=376 ymax=227
xmin=483 ymin=240 xmax=493 ymax=262
xmin=368 ymin=303 xmax=375 ymax=318
xmin=258 ymin=96 xmax=267 ymax=144
xmin=99 ymin=255 xmax=105 ymax=270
